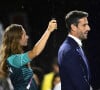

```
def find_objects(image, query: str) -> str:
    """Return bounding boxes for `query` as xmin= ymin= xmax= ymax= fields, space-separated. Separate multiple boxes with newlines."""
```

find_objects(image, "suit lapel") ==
xmin=66 ymin=37 xmax=90 ymax=81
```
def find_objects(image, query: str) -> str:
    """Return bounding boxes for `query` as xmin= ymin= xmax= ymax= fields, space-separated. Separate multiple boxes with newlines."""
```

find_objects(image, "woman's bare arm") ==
xmin=28 ymin=19 xmax=57 ymax=60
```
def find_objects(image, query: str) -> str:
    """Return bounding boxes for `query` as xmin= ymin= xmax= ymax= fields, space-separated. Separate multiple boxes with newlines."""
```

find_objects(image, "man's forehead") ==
xmin=78 ymin=17 xmax=88 ymax=24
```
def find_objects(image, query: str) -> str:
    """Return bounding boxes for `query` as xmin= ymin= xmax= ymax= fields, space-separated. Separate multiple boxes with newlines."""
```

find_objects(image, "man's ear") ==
xmin=71 ymin=24 xmax=77 ymax=32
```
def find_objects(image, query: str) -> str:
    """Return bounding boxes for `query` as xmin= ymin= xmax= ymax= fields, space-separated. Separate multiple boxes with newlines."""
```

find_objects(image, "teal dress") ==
xmin=7 ymin=52 xmax=38 ymax=90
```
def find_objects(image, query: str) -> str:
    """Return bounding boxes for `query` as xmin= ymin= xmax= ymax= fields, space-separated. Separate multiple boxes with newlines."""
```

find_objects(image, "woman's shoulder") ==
xmin=7 ymin=52 xmax=28 ymax=61
xmin=7 ymin=52 xmax=31 ymax=68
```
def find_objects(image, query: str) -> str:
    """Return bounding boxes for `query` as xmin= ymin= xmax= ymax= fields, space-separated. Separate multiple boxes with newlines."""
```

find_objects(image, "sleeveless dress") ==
xmin=7 ymin=52 xmax=38 ymax=90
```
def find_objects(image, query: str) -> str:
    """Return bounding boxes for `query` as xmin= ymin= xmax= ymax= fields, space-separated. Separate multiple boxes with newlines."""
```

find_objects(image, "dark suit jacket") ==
xmin=58 ymin=37 xmax=91 ymax=90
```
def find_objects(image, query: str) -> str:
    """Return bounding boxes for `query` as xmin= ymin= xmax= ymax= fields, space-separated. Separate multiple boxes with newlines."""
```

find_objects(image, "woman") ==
xmin=0 ymin=19 xmax=57 ymax=90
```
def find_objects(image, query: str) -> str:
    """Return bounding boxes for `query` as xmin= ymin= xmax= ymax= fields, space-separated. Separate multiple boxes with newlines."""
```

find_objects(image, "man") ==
xmin=58 ymin=10 xmax=92 ymax=90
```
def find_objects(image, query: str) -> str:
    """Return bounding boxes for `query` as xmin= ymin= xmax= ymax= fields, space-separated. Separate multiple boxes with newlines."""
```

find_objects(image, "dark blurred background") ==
xmin=0 ymin=0 xmax=100 ymax=89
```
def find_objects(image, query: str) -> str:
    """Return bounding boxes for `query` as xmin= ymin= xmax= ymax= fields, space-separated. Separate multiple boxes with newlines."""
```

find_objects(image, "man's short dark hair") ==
xmin=65 ymin=10 xmax=88 ymax=32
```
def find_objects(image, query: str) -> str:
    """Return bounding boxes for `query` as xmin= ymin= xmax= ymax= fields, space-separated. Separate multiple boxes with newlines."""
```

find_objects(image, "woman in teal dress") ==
xmin=0 ymin=19 xmax=57 ymax=90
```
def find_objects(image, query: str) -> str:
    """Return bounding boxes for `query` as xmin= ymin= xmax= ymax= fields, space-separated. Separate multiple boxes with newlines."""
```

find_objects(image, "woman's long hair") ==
xmin=0 ymin=24 xmax=24 ymax=77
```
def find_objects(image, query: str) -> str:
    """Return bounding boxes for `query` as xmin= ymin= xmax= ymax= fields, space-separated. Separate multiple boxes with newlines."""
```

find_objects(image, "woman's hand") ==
xmin=47 ymin=19 xmax=57 ymax=33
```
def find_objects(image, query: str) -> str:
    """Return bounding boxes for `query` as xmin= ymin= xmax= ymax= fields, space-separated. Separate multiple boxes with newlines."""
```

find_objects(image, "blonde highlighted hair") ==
xmin=0 ymin=24 xmax=24 ymax=77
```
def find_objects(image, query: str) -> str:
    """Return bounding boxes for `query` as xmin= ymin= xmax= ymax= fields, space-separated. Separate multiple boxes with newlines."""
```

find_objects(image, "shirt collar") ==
xmin=68 ymin=34 xmax=82 ymax=47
